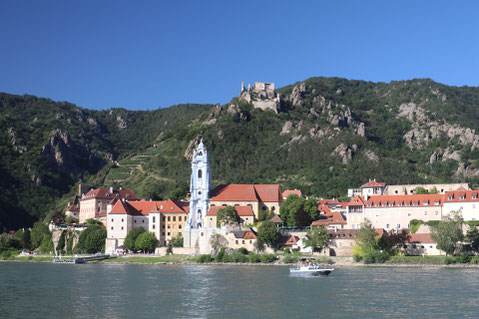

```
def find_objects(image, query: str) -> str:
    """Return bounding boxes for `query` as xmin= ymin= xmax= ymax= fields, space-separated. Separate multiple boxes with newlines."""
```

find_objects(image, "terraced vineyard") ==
xmin=105 ymin=147 xmax=164 ymax=182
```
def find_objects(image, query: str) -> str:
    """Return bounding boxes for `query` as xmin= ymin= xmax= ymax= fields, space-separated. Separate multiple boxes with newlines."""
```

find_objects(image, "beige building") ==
xmin=105 ymin=199 xmax=189 ymax=253
xmin=443 ymin=190 xmax=479 ymax=221
xmin=205 ymin=206 xmax=255 ymax=228
xmin=209 ymin=184 xmax=282 ymax=220
xmin=363 ymin=194 xmax=443 ymax=230
xmin=346 ymin=196 xmax=366 ymax=229
xmin=79 ymin=187 xmax=139 ymax=224
xmin=384 ymin=183 xmax=470 ymax=195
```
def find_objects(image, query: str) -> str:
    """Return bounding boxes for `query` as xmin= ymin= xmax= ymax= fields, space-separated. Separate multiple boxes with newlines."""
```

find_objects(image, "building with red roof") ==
xmin=282 ymin=189 xmax=303 ymax=200
xmin=79 ymin=187 xmax=139 ymax=223
xmin=210 ymin=184 xmax=282 ymax=220
xmin=65 ymin=204 xmax=80 ymax=219
xmin=443 ymin=190 xmax=479 ymax=221
xmin=311 ymin=210 xmax=347 ymax=230
xmin=363 ymin=194 xmax=443 ymax=231
xmin=205 ymin=205 xmax=255 ymax=228
xmin=105 ymin=198 xmax=189 ymax=253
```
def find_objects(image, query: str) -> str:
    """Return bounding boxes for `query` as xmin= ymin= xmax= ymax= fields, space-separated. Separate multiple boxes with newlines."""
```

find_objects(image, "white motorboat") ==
xmin=289 ymin=264 xmax=334 ymax=276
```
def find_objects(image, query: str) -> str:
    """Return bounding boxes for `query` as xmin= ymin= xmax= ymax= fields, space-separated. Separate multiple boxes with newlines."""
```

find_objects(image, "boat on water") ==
xmin=289 ymin=264 xmax=334 ymax=276
xmin=52 ymin=258 xmax=85 ymax=264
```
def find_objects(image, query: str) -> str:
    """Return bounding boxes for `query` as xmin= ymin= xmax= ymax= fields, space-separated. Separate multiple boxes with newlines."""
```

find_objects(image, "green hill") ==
xmin=2 ymin=76 xmax=479 ymax=230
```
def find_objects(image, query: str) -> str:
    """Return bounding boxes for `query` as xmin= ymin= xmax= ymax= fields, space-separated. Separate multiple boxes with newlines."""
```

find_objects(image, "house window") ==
xmin=262 ymin=206 xmax=267 ymax=210
xmin=168 ymin=216 xmax=171 ymax=221
xmin=121 ymin=218 xmax=124 ymax=222
xmin=271 ymin=206 xmax=276 ymax=211
xmin=162 ymin=216 xmax=165 ymax=221
xmin=178 ymin=216 xmax=182 ymax=221
xmin=153 ymin=216 xmax=155 ymax=223
xmin=142 ymin=220 xmax=145 ymax=223
xmin=121 ymin=226 xmax=123 ymax=230
xmin=179 ymin=225 xmax=182 ymax=229
xmin=397 ymin=224 xmax=401 ymax=229
xmin=168 ymin=225 xmax=171 ymax=229
xmin=135 ymin=220 xmax=137 ymax=223
xmin=153 ymin=225 xmax=155 ymax=229
xmin=111 ymin=218 xmax=114 ymax=222
xmin=111 ymin=226 xmax=113 ymax=230
xmin=198 ymin=169 xmax=202 ymax=178
xmin=242 ymin=240 xmax=245 ymax=244
xmin=173 ymin=216 xmax=176 ymax=222
xmin=167 ymin=232 xmax=170 ymax=236
xmin=424 ymin=212 xmax=428 ymax=216
xmin=386 ymin=224 xmax=389 ymax=229
xmin=435 ymin=211 xmax=439 ymax=216
xmin=162 ymin=232 xmax=165 ymax=236
xmin=236 ymin=240 xmax=238 ymax=244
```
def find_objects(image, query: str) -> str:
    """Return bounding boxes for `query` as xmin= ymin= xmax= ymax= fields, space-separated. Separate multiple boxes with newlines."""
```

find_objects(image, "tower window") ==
xmin=198 ymin=169 xmax=202 ymax=178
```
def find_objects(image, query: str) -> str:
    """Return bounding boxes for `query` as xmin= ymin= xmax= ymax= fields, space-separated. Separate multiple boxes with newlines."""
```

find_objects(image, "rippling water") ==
xmin=0 ymin=262 xmax=477 ymax=318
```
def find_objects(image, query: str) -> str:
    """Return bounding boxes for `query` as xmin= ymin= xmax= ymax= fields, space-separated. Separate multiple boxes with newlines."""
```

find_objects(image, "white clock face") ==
xmin=198 ymin=163 xmax=203 ymax=168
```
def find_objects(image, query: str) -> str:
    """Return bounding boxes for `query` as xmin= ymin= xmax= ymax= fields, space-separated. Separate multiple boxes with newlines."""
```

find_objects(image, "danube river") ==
xmin=1 ymin=262 xmax=477 ymax=318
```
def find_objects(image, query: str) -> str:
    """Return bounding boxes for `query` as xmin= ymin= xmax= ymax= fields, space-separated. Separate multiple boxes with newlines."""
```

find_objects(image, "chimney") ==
xmin=109 ymin=186 xmax=113 ymax=193
xmin=119 ymin=187 xmax=123 ymax=190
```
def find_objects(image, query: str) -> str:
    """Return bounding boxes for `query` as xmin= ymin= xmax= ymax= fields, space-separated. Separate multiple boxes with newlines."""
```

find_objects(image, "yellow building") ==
xmin=209 ymin=184 xmax=282 ymax=220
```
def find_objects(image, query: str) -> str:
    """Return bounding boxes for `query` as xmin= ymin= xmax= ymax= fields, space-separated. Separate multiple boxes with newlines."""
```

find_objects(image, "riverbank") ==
xmin=5 ymin=254 xmax=479 ymax=268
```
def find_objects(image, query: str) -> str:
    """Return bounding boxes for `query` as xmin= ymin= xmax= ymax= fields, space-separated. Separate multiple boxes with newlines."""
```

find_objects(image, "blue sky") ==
xmin=1 ymin=1 xmax=478 ymax=110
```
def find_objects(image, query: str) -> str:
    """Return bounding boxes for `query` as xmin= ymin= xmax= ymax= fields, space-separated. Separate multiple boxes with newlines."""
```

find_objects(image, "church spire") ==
xmin=185 ymin=140 xmax=210 ymax=229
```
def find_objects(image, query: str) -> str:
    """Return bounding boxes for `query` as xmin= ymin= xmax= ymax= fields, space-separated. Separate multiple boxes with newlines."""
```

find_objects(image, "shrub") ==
xmin=283 ymin=247 xmax=291 ymax=254
xmin=353 ymin=254 xmax=363 ymax=262
xmin=470 ymin=256 xmax=479 ymax=264
xmin=248 ymin=253 xmax=261 ymax=263
xmin=238 ymin=247 xmax=249 ymax=255
xmin=283 ymin=254 xmax=298 ymax=264
xmin=444 ymin=257 xmax=456 ymax=265
xmin=363 ymin=250 xmax=390 ymax=264
xmin=455 ymin=253 xmax=471 ymax=264
xmin=197 ymin=254 xmax=214 ymax=263
xmin=216 ymin=247 xmax=226 ymax=262
xmin=260 ymin=254 xmax=277 ymax=263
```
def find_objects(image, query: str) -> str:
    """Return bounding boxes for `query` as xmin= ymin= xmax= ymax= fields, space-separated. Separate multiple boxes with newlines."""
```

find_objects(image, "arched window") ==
xmin=198 ymin=170 xmax=202 ymax=178
xmin=197 ymin=209 xmax=201 ymax=217
xmin=198 ymin=152 xmax=203 ymax=156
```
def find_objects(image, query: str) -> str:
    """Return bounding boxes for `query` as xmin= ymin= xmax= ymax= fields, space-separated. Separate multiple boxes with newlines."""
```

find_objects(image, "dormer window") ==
xmin=389 ymin=203 xmax=394 ymax=207
xmin=106 ymin=193 xmax=110 ymax=197
xmin=460 ymin=196 xmax=465 ymax=200
xmin=382 ymin=204 xmax=387 ymax=207
xmin=198 ymin=151 xmax=203 ymax=156
xmin=473 ymin=196 xmax=477 ymax=200
xmin=398 ymin=203 xmax=402 ymax=207
xmin=375 ymin=204 xmax=379 ymax=207
xmin=448 ymin=197 xmax=453 ymax=200
xmin=126 ymin=194 xmax=130 ymax=198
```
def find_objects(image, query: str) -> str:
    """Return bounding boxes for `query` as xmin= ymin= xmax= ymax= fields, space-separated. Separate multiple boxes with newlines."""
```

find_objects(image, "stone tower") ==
xmin=185 ymin=139 xmax=210 ymax=229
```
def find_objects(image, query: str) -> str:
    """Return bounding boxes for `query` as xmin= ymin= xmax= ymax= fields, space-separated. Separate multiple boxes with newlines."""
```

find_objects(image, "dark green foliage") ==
xmin=30 ymin=222 xmax=51 ymax=249
xmin=466 ymin=227 xmax=479 ymax=252
xmin=303 ymin=226 xmax=329 ymax=252
xmin=123 ymin=227 xmax=146 ymax=251
xmin=238 ymin=247 xmax=248 ymax=255
xmin=20 ymin=229 xmax=31 ymax=250
xmin=362 ymin=250 xmax=390 ymax=264
xmin=170 ymin=233 xmax=183 ymax=247
xmin=56 ymin=230 xmax=67 ymax=254
xmin=455 ymin=253 xmax=471 ymax=264
xmin=134 ymin=232 xmax=158 ymax=253
xmin=66 ymin=234 xmax=75 ymax=254
xmin=196 ymin=254 xmax=214 ymax=263
xmin=280 ymin=195 xmax=312 ymax=227
xmin=257 ymin=221 xmax=280 ymax=248
xmin=430 ymin=212 xmax=464 ymax=256
xmin=76 ymin=224 xmax=106 ymax=254
xmin=38 ymin=233 xmax=54 ymax=254
xmin=215 ymin=247 xmax=226 ymax=262
xmin=216 ymin=206 xmax=240 ymax=227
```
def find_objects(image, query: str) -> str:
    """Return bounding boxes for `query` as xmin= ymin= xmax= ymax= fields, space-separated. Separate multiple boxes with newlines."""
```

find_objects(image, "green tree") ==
xmin=209 ymin=233 xmax=228 ymax=254
xmin=280 ymin=195 xmax=307 ymax=226
xmin=85 ymin=218 xmax=103 ymax=226
xmin=257 ymin=220 xmax=280 ymax=248
xmin=430 ymin=211 xmax=464 ymax=256
xmin=216 ymin=206 xmax=241 ymax=227
xmin=356 ymin=219 xmax=378 ymax=254
xmin=258 ymin=208 xmax=274 ymax=222
xmin=135 ymin=232 xmax=158 ymax=253
xmin=123 ymin=227 xmax=146 ymax=251
xmin=304 ymin=198 xmax=320 ymax=221
xmin=170 ymin=233 xmax=183 ymax=247
xmin=413 ymin=187 xmax=429 ymax=194
xmin=303 ymin=226 xmax=329 ymax=252
xmin=377 ymin=229 xmax=410 ymax=251
xmin=466 ymin=227 xmax=479 ymax=253
xmin=76 ymin=224 xmax=106 ymax=254
xmin=38 ymin=233 xmax=54 ymax=254
xmin=21 ymin=229 xmax=31 ymax=250
xmin=30 ymin=222 xmax=51 ymax=249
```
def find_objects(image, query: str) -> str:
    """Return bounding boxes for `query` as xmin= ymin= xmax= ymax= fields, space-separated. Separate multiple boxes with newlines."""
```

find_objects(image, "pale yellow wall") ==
xmin=210 ymin=201 xmax=260 ymax=218
xmin=161 ymin=212 xmax=187 ymax=245
xmin=364 ymin=206 xmax=442 ymax=230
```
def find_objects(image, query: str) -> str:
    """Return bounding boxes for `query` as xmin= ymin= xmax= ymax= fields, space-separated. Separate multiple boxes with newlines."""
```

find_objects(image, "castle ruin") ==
xmin=239 ymin=81 xmax=281 ymax=113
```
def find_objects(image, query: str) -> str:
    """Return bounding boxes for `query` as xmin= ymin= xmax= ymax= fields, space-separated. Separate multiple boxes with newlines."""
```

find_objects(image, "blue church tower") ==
xmin=186 ymin=139 xmax=210 ymax=229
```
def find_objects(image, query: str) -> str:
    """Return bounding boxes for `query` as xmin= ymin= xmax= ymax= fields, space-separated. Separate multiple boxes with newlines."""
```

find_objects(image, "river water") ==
xmin=0 ymin=262 xmax=477 ymax=318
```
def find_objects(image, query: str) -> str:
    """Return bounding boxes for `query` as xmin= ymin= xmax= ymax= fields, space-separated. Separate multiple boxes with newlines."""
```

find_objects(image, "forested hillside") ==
xmin=2 ymin=76 xmax=479 ymax=230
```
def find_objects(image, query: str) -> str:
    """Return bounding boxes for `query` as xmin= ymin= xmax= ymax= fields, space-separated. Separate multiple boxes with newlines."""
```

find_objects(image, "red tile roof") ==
xmin=210 ymin=184 xmax=282 ymax=202
xmin=311 ymin=211 xmax=347 ymax=226
xmin=109 ymin=199 xmax=189 ymax=216
xmin=364 ymin=194 xmax=444 ymax=208
xmin=81 ymin=188 xmax=139 ymax=201
xmin=348 ymin=195 xmax=366 ymax=206
xmin=66 ymin=204 xmax=79 ymax=212
xmin=282 ymin=189 xmax=302 ymax=198
xmin=206 ymin=206 xmax=255 ymax=217
xmin=282 ymin=234 xmax=299 ymax=246
xmin=444 ymin=190 xmax=479 ymax=203
xmin=270 ymin=215 xmax=283 ymax=223
xmin=407 ymin=233 xmax=435 ymax=244
xmin=361 ymin=180 xmax=386 ymax=188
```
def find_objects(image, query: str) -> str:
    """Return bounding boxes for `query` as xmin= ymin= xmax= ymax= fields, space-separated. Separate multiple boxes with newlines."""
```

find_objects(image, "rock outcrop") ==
xmin=333 ymin=143 xmax=353 ymax=164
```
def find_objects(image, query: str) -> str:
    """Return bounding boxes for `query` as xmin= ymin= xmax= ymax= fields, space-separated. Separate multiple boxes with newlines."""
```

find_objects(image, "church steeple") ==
xmin=186 ymin=139 xmax=210 ymax=229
